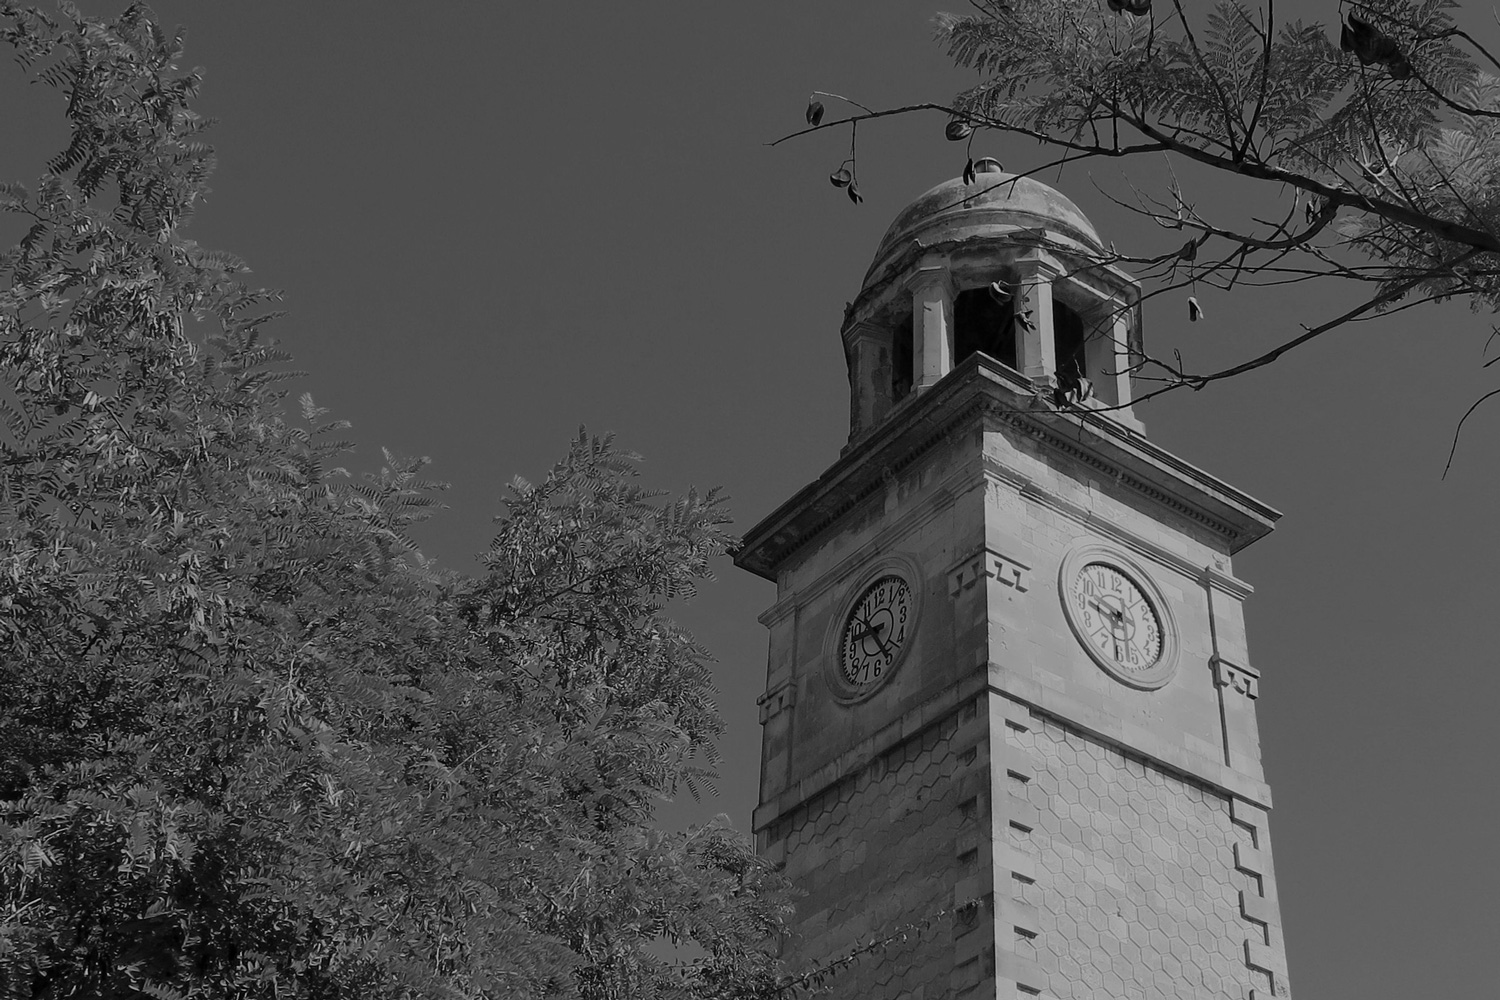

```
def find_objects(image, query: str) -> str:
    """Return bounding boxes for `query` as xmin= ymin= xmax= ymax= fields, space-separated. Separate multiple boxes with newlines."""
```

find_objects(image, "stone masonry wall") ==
xmin=767 ymin=705 xmax=969 ymax=1000
xmin=1006 ymin=708 xmax=1289 ymax=999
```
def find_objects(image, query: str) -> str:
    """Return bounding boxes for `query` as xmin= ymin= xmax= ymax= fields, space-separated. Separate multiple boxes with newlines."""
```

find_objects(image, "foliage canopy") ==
xmin=0 ymin=3 xmax=792 ymax=996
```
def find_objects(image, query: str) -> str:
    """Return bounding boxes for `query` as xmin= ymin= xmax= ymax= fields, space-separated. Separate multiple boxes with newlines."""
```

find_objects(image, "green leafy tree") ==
xmin=788 ymin=0 xmax=1500 ymax=463
xmin=0 ymin=3 xmax=791 ymax=996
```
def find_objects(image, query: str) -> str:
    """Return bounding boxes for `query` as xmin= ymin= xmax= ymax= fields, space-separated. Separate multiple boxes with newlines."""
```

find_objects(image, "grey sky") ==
xmin=3 ymin=3 xmax=1495 ymax=996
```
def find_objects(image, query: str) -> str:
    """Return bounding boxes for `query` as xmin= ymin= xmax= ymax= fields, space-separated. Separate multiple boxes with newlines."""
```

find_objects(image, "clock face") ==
xmin=1070 ymin=562 xmax=1163 ymax=672
xmin=839 ymin=574 xmax=913 ymax=690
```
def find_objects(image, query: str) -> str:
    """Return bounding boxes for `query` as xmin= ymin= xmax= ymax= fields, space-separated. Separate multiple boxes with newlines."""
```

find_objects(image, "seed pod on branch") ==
xmin=1340 ymin=13 xmax=1408 ymax=78
xmin=806 ymin=99 xmax=825 ymax=127
xmin=829 ymin=167 xmax=852 ymax=188
xmin=945 ymin=119 xmax=974 ymax=141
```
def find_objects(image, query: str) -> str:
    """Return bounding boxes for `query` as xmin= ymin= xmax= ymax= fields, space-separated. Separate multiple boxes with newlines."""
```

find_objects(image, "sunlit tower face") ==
xmin=738 ymin=161 xmax=1287 ymax=1000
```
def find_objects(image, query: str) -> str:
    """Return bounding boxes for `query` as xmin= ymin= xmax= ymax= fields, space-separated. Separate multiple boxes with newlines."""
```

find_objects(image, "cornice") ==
xmin=991 ymin=405 xmax=1239 ymax=538
xmin=733 ymin=354 xmax=1280 ymax=581
xmin=755 ymin=464 xmax=969 ymax=628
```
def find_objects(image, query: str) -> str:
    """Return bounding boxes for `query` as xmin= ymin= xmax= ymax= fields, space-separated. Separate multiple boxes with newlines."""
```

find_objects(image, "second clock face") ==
xmin=1070 ymin=562 xmax=1163 ymax=672
xmin=840 ymin=574 xmax=912 ymax=690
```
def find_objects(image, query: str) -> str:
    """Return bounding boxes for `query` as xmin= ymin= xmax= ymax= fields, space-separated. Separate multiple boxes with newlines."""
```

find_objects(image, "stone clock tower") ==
xmin=734 ymin=159 xmax=1291 ymax=1000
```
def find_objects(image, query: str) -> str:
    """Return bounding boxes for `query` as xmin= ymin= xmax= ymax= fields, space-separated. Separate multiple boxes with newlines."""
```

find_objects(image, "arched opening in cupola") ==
xmin=890 ymin=312 xmax=914 ymax=403
xmin=953 ymin=286 xmax=1017 ymax=370
xmin=1053 ymin=300 xmax=1087 ymax=392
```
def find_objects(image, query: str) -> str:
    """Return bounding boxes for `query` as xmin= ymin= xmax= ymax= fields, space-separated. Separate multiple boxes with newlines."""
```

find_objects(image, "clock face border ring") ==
xmin=823 ymin=553 xmax=923 ymax=705
xmin=1058 ymin=541 xmax=1181 ymax=690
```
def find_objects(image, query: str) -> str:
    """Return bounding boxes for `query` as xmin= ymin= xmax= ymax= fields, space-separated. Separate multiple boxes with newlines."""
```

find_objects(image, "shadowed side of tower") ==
xmin=736 ymin=160 xmax=1291 ymax=1000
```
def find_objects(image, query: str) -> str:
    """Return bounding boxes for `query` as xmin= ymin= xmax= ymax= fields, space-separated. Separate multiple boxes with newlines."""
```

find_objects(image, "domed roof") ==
xmin=862 ymin=158 xmax=1103 ymax=290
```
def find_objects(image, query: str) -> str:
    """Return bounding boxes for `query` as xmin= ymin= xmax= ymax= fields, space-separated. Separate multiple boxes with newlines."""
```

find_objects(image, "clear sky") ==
xmin=3 ymin=3 xmax=1496 ymax=997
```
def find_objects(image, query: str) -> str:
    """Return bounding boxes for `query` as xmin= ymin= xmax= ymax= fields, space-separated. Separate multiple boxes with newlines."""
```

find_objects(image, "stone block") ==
xmin=1244 ymin=939 xmax=1286 ymax=976
xmin=951 ymin=954 xmax=985 ymax=993
xmin=1233 ymin=842 xmax=1266 ymax=877
xmin=1003 ymin=793 xmax=1040 ymax=833
xmin=995 ymin=949 xmax=1046 ymax=993
xmin=997 ymin=896 xmax=1040 ymax=937
xmin=1230 ymin=796 xmax=1268 ymax=832
xmin=953 ymin=873 xmax=989 ymax=908
xmin=994 ymin=842 xmax=1037 ymax=883
xmin=1239 ymin=889 xmax=1275 ymax=928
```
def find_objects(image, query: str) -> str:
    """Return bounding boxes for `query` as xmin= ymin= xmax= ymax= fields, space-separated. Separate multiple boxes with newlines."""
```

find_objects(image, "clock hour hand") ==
xmin=851 ymin=618 xmax=891 ymax=653
xmin=1089 ymin=599 xmax=1127 ymax=627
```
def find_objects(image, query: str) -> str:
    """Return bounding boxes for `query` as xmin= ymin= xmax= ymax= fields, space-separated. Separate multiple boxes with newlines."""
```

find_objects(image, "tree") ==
xmin=0 ymin=3 xmax=791 ymax=996
xmin=787 ymin=0 xmax=1500 ymax=465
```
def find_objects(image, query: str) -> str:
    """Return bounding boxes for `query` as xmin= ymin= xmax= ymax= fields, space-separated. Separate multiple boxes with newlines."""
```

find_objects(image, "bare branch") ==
xmin=1236 ymin=0 xmax=1275 ymax=163
xmin=780 ymin=96 xmax=1500 ymax=257
xmin=782 ymin=3 xmax=1500 ymax=426
xmin=811 ymin=90 xmax=875 ymax=115
xmin=1411 ymin=66 xmax=1500 ymax=119
xmin=1161 ymin=247 xmax=1481 ymax=390
xmin=1442 ymin=387 xmax=1500 ymax=478
xmin=767 ymin=103 xmax=954 ymax=147
xmin=1122 ymin=115 xmax=1500 ymax=253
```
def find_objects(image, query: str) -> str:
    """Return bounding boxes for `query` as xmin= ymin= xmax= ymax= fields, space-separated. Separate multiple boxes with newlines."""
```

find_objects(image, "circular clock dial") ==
xmin=1070 ymin=562 xmax=1163 ymax=672
xmin=840 ymin=575 xmax=912 ymax=689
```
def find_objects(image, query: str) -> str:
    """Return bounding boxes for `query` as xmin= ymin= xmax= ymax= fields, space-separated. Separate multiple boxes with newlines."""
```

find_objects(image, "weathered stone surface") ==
xmin=770 ymin=709 xmax=966 ymax=1000
xmin=741 ymin=167 xmax=1291 ymax=999
xmin=1009 ymin=713 xmax=1266 ymax=999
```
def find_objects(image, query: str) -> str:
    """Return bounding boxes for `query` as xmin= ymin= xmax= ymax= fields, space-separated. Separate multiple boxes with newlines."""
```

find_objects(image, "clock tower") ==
xmin=735 ymin=159 xmax=1291 ymax=999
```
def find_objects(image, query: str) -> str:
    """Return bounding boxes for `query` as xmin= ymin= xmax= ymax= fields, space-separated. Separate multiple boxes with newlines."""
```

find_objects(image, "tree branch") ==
xmin=1442 ymin=387 xmax=1500 ymax=478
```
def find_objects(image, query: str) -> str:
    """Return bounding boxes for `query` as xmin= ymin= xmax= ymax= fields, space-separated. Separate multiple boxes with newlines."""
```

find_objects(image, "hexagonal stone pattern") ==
xmin=1010 ymin=715 xmax=1263 ymax=999
xmin=772 ymin=710 xmax=965 ymax=1000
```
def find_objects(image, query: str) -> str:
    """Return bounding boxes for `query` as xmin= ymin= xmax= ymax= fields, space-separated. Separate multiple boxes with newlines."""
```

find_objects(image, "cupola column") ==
xmin=844 ymin=320 xmax=891 ymax=438
xmin=1108 ymin=308 xmax=1137 ymax=409
xmin=1014 ymin=250 xmax=1064 ymax=390
xmin=905 ymin=262 xmax=955 ymax=393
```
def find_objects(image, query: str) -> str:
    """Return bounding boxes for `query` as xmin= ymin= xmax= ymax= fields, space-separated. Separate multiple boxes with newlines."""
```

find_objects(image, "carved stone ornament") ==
xmin=1212 ymin=655 xmax=1260 ymax=699
xmin=948 ymin=547 xmax=1031 ymax=597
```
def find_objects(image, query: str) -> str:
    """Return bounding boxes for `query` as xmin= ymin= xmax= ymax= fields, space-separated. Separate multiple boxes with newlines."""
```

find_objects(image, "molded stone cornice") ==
xmin=734 ymin=353 xmax=1280 ymax=580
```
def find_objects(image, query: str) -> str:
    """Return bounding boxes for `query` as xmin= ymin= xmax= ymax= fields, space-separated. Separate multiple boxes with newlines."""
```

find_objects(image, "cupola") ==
xmin=841 ymin=158 xmax=1146 ymax=441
